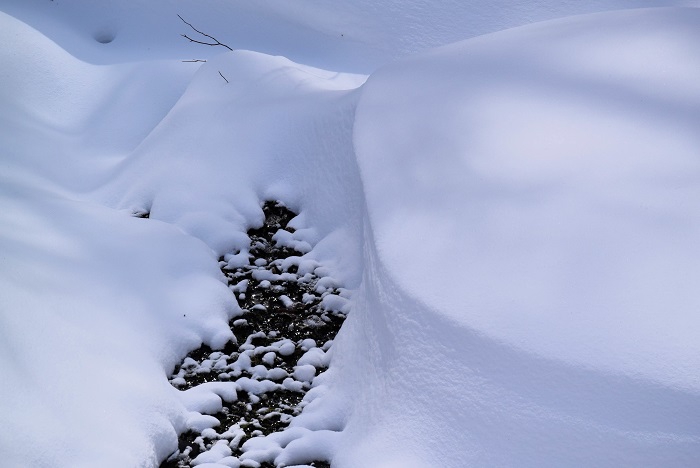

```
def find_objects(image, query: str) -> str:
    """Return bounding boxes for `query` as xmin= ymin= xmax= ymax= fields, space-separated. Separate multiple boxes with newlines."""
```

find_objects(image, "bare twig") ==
xmin=182 ymin=59 xmax=207 ymax=63
xmin=218 ymin=71 xmax=229 ymax=83
xmin=178 ymin=14 xmax=233 ymax=51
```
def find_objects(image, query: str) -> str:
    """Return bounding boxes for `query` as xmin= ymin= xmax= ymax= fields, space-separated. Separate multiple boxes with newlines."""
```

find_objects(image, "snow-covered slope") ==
xmin=343 ymin=7 xmax=700 ymax=466
xmin=355 ymin=6 xmax=700 ymax=389
xmin=2 ymin=0 xmax=699 ymax=70
xmin=1 ymin=1 xmax=699 ymax=467
xmin=0 ymin=13 xmax=236 ymax=467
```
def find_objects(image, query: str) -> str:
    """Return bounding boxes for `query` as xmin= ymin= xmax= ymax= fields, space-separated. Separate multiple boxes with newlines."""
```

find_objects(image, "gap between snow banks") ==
xmin=93 ymin=49 xmax=370 ymax=467
xmin=0 ymin=11 xmax=366 ymax=467
xmin=163 ymin=201 xmax=348 ymax=467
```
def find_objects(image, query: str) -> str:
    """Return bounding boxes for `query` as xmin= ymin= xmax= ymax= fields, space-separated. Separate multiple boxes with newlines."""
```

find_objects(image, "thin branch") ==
xmin=178 ymin=14 xmax=233 ymax=51
xmin=218 ymin=71 xmax=229 ymax=83
xmin=181 ymin=33 xmax=221 ymax=48
xmin=182 ymin=59 xmax=207 ymax=63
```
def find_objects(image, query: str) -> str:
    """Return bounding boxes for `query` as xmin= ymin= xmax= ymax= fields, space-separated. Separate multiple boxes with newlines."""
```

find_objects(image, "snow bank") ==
xmin=0 ymin=184 xmax=238 ymax=466
xmin=96 ymin=48 xmax=367 ymax=282
xmin=0 ymin=11 xmax=236 ymax=467
xmin=354 ymin=6 xmax=700 ymax=389
xmin=340 ymin=7 xmax=700 ymax=466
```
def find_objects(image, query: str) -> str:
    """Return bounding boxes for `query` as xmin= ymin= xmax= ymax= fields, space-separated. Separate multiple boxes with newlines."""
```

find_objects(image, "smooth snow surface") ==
xmin=355 ymin=8 xmax=700 ymax=389
xmin=2 ymin=0 xmax=699 ymax=71
xmin=1 ymin=1 xmax=700 ymax=467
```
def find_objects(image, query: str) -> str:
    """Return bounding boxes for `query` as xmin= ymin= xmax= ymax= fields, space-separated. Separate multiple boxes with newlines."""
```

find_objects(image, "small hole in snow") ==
xmin=94 ymin=31 xmax=115 ymax=44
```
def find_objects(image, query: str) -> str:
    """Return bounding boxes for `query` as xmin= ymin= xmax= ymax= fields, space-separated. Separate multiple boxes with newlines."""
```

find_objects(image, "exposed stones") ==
xmin=162 ymin=201 xmax=347 ymax=468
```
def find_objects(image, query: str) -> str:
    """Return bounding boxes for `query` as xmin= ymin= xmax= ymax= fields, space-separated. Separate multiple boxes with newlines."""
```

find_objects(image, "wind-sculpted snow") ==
xmin=1 ymin=2 xmax=700 ymax=468
xmin=354 ymin=7 xmax=700 ymax=388
xmin=0 ymin=11 xmax=365 ymax=467
xmin=349 ymin=7 xmax=700 ymax=466
xmin=2 ymin=0 xmax=698 ymax=71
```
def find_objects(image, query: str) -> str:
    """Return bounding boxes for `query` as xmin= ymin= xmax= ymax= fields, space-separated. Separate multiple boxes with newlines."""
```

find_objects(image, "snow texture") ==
xmin=1 ymin=1 xmax=700 ymax=467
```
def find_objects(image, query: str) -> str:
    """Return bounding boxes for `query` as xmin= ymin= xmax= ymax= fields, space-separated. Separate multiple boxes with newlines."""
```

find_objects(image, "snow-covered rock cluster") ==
xmin=165 ymin=202 xmax=347 ymax=467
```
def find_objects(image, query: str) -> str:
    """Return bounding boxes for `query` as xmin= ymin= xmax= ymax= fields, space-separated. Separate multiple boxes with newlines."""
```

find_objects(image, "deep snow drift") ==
xmin=1 ymin=1 xmax=700 ymax=467
xmin=344 ymin=8 xmax=700 ymax=466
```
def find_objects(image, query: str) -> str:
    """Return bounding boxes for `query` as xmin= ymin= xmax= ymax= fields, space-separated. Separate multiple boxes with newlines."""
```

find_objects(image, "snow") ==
xmin=338 ymin=7 xmax=700 ymax=466
xmin=353 ymin=7 xmax=700 ymax=388
xmin=1 ymin=1 xmax=700 ymax=467
xmin=0 ymin=176 xmax=236 ymax=466
xmin=2 ymin=0 xmax=699 ymax=71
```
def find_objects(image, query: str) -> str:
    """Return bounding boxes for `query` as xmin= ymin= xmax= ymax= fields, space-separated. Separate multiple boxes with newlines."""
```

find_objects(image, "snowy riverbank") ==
xmin=2 ymin=2 xmax=700 ymax=467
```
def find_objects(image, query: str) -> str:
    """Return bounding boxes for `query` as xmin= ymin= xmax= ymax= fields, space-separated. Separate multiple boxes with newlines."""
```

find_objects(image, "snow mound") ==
xmin=336 ymin=7 xmax=700 ymax=467
xmin=354 ymin=6 xmax=700 ymax=388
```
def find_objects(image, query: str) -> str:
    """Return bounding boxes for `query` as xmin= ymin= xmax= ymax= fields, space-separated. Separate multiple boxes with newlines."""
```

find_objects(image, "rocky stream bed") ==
xmin=161 ymin=201 xmax=348 ymax=468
